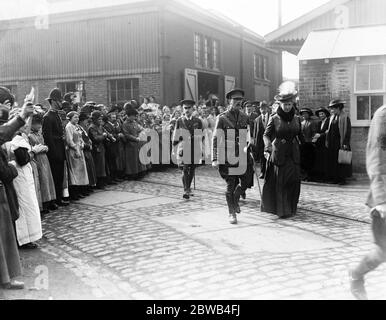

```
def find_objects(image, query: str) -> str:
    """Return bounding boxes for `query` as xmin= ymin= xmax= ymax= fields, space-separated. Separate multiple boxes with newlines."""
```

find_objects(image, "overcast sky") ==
xmin=1 ymin=0 xmax=331 ymax=78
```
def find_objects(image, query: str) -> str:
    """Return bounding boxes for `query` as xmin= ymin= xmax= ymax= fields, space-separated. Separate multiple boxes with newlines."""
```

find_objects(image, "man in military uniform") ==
xmin=172 ymin=99 xmax=203 ymax=200
xmin=212 ymin=89 xmax=249 ymax=224
xmin=42 ymin=88 xmax=68 ymax=207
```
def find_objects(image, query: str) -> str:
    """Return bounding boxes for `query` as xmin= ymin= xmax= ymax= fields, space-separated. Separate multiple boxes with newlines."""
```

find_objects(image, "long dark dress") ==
xmin=312 ymin=118 xmax=329 ymax=181
xmin=325 ymin=114 xmax=352 ymax=183
xmin=261 ymin=108 xmax=304 ymax=218
xmin=122 ymin=119 xmax=146 ymax=175
xmin=88 ymin=124 xmax=106 ymax=178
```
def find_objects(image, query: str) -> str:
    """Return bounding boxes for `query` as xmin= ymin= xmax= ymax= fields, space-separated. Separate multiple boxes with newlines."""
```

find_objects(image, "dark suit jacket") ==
xmin=42 ymin=110 xmax=66 ymax=162
xmin=251 ymin=113 xmax=270 ymax=158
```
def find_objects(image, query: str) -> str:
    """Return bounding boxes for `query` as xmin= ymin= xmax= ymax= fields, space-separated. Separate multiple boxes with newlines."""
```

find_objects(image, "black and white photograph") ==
xmin=0 ymin=0 xmax=386 ymax=303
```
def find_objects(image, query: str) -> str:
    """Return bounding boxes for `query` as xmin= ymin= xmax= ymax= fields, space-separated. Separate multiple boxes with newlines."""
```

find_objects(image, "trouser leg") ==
xmin=181 ymin=166 xmax=188 ymax=192
xmin=352 ymin=245 xmax=386 ymax=279
xmin=187 ymin=165 xmax=195 ymax=191
xmin=225 ymin=176 xmax=238 ymax=215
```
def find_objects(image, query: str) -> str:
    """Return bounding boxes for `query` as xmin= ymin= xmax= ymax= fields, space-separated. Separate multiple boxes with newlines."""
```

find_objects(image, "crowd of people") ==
xmin=0 ymin=82 xmax=353 ymax=290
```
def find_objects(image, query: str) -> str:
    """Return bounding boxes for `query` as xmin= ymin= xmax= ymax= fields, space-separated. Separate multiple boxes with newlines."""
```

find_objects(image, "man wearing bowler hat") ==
xmin=212 ymin=88 xmax=249 ymax=224
xmin=172 ymin=99 xmax=203 ymax=199
xmin=42 ymin=88 xmax=68 ymax=207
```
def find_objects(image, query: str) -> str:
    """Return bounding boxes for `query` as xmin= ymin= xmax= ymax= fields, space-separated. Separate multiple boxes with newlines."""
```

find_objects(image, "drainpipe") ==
xmin=239 ymin=26 xmax=244 ymax=89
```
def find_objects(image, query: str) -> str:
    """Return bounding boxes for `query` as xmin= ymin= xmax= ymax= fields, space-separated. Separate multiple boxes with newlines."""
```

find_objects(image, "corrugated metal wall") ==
xmin=0 ymin=11 xmax=160 ymax=81
xmin=277 ymin=0 xmax=386 ymax=42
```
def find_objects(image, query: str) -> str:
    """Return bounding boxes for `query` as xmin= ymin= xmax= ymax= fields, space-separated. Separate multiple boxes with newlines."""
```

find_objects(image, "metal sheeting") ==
xmin=298 ymin=25 xmax=386 ymax=60
xmin=0 ymin=12 xmax=160 ymax=81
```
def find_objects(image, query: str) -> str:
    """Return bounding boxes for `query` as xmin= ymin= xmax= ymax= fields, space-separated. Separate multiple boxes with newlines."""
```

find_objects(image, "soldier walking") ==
xmin=212 ymin=89 xmax=249 ymax=224
xmin=349 ymin=104 xmax=386 ymax=300
xmin=172 ymin=99 xmax=203 ymax=199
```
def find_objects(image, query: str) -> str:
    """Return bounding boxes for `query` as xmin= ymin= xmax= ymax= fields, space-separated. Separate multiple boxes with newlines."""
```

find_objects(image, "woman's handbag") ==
xmin=338 ymin=149 xmax=352 ymax=164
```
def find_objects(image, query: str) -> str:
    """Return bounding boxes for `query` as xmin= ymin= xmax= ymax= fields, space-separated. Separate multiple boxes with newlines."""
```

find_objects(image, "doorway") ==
xmin=198 ymin=72 xmax=219 ymax=102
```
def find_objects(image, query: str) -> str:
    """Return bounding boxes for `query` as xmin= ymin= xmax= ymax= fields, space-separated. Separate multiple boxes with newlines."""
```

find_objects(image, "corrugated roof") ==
xmin=298 ymin=25 xmax=386 ymax=60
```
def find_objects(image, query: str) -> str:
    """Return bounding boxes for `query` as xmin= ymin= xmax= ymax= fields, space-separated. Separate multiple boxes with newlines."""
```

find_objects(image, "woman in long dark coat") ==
xmin=88 ymin=111 xmax=107 ymax=188
xmin=261 ymin=82 xmax=305 ymax=219
xmin=325 ymin=100 xmax=352 ymax=185
xmin=78 ymin=113 xmax=97 ymax=194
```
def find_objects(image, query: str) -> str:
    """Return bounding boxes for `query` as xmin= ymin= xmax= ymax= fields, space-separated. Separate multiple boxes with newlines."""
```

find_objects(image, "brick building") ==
xmin=265 ymin=0 xmax=386 ymax=172
xmin=0 ymin=0 xmax=282 ymax=109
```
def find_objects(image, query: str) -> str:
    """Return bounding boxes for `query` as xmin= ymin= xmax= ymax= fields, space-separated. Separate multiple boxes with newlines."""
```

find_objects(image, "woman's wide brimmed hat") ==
xmin=274 ymin=81 xmax=298 ymax=102
xmin=45 ymin=88 xmax=63 ymax=102
xmin=124 ymin=102 xmax=138 ymax=116
xmin=0 ymin=87 xmax=15 ymax=106
xmin=91 ymin=110 xmax=102 ymax=122
xmin=299 ymin=107 xmax=313 ymax=116
xmin=328 ymin=99 xmax=345 ymax=110
xmin=315 ymin=107 xmax=330 ymax=117
xmin=0 ymin=104 xmax=9 ymax=124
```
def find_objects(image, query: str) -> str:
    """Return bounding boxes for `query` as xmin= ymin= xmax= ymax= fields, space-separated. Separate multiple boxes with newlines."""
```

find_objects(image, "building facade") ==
xmin=266 ymin=0 xmax=386 ymax=172
xmin=0 ymin=0 xmax=282 ymax=108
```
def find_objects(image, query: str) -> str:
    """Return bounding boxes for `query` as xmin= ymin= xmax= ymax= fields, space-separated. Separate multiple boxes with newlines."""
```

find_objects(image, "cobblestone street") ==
xmin=1 ymin=165 xmax=385 ymax=300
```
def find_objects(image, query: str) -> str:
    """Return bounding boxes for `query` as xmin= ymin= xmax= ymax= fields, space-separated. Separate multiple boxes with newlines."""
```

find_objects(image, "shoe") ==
xmin=2 ymin=280 xmax=24 ymax=290
xmin=233 ymin=186 xmax=242 ymax=214
xmin=48 ymin=203 xmax=58 ymax=211
xmin=188 ymin=188 xmax=194 ymax=197
xmin=349 ymin=269 xmax=368 ymax=300
xmin=229 ymin=214 xmax=237 ymax=224
xmin=56 ymin=200 xmax=69 ymax=207
xmin=20 ymin=242 xmax=38 ymax=250
xmin=183 ymin=193 xmax=190 ymax=200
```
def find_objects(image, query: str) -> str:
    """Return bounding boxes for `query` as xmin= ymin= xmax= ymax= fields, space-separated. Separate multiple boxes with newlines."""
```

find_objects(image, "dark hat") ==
xmin=0 ymin=87 xmax=15 ymax=106
xmin=315 ymin=108 xmax=330 ymax=118
xmin=46 ymin=88 xmax=62 ymax=102
xmin=91 ymin=110 xmax=102 ymax=122
xmin=242 ymin=100 xmax=252 ymax=108
xmin=180 ymin=99 xmax=195 ymax=106
xmin=85 ymin=101 xmax=96 ymax=106
xmin=0 ymin=104 xmax=9 ymax=124
xmin=124 ymin=102 xmax=138 ymax=116
xmin=251 ymin=101 xmax=260 ymax=106
xmin=299 ymin=108 xmax=313 ymax=116
xmin=79 ymin=112 xmax=90 ymax=123
xmin=226 ymin=88 xmax=245 ymax=100
xmin=63 ymin=92 xmax=74 ymax=103
xmin=259 ymin=101 xmax=269 ymax=108
xmin=31 ymin=113 xmax=43 ymax=124
xmin=62 ymin=101 xmax=72 ymax=112
xmin=328 ymin=99 xmax=345 ymax=109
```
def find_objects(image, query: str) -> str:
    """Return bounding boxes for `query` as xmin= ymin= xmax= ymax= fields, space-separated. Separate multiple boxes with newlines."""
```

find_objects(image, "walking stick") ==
xmin=249 ymin=152 xmax=262 ymax=200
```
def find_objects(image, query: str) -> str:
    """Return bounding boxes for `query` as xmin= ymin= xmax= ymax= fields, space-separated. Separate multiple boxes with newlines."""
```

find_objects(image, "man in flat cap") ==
xmin=212 ymin=88 xmax=249 ymax=224
xmin=172 ymin=99 xmax=203 ymax=199
xmin=42 ymin=88 xmax=68 ymax=207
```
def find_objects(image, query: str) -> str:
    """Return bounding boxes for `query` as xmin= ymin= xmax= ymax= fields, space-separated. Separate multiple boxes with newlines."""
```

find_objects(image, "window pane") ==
xmin=370 ymin=96 xmax=384 ymax=119
xmin=258 ymin=55 xmax=263 ymax=78
xmin=357 ymin=96 xmax=370 ymax=120
xmin=110 ymin=80 xmax=117 ymax=90
xmin=356 ymin=65 xmax=369 ymax=91
xmin=263 ymin=57 xmax=268 ymax=80
xmin=370 ymin=64 xmax=384 ymax=91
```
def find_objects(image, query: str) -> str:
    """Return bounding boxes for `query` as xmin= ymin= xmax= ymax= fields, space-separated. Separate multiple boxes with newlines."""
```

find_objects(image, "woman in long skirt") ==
xmin=261 ymin=81 xmax=305 ymax=219
xmin=5 ymin=125 xmax=42 ymax=248
xmin=65 ymin=111 xmax=89 ymax=200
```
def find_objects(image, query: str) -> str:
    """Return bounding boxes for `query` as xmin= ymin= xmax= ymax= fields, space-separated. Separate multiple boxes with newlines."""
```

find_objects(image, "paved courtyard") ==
xmin=1 ymin=166 xmax=385 ymax=300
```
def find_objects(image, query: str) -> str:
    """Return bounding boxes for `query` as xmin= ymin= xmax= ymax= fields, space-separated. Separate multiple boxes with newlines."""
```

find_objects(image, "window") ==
xmin=194 ymin=34 xmax=202 ymax=67
xmin=254 ymin=54 xmax=268 ymax=80
xmin=354 ymin=64 xmax=385 ymax=123
xmin=194 ymin=34 xmax=220 ymax=70
xmin=108 ymin=78 xmax=139 ymax=108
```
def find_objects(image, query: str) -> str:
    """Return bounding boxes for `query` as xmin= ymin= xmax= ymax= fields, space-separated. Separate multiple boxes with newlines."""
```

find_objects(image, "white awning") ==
xmin=298 ymin=25 xmax=386 ymax=60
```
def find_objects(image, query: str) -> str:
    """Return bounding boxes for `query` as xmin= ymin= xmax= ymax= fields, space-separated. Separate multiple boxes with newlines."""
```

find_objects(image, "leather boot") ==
xmin=226 ymin=194 xmax=237 ymax=224
xmin=233 ymin=185 xmax=242 ymax=214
